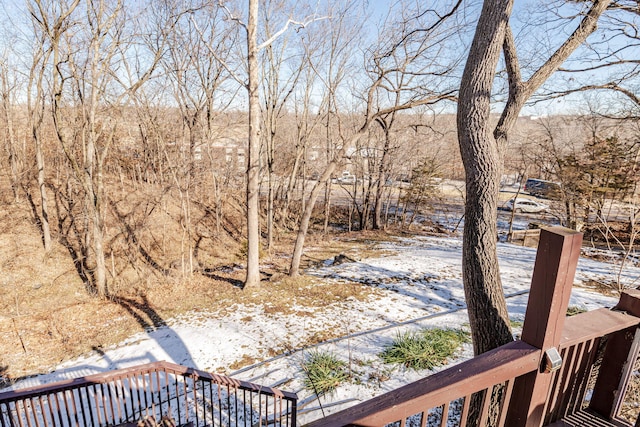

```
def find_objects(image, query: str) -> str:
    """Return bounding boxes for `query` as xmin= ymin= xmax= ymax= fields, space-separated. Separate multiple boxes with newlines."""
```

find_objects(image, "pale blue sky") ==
xmin=0 ymin=0 xmax=636 ymax=116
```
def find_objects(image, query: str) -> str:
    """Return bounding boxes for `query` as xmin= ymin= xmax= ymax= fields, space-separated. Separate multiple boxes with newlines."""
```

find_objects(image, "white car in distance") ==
xmin=505 ymin=197 xmax=549 ymax=214
xmin=336 ymin=171 xmax=356 ymax=185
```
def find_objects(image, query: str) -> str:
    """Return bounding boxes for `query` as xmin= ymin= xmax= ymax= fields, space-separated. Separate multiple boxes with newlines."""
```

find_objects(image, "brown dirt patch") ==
xmin=0 ymin=197 xmax=389 ymax=383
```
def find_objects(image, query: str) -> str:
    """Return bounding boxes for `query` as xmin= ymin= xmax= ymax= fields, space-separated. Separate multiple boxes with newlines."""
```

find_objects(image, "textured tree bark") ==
xmin=457 ymin=3 xmax=611 ymax=421
xmin=457 ymin=0 xmax=515 ymax=356
xmin=458 ymin=0 xmax=612 ymax=357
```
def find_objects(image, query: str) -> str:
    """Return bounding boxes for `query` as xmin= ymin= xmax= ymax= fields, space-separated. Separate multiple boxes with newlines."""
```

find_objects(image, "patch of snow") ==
xmin=7 ymin=235 xmax=633 ymax=424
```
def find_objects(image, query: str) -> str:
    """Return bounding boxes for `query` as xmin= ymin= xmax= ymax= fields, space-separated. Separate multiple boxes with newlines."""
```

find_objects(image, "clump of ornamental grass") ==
xmin=567 ymin=305 xmax=587 ymax=316
xmin=380 ymin=328 xmax=470 ymax=371
xmin=302 ymin=351 xmax=349 ymax=395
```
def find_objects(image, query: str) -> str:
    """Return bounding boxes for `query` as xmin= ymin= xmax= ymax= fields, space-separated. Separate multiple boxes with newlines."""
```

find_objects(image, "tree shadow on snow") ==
xmin=113 ymin=296 xmax=198 ymax=369
xmin=2 ymin=297 xmax=200 ymax=392
xmin=316 ymin=261 xmax=465 ymax=314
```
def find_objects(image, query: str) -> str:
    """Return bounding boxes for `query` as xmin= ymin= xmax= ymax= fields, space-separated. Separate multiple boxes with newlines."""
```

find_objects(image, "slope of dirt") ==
xmin=0 ymin=176 xmax=249 ymax=381
xmin=0 ymin=177 xmax=393 ymax=383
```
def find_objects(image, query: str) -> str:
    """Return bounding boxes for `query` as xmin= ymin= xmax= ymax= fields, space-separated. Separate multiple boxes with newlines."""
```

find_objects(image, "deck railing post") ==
xmin=504 ymin=227 xmax=583 ymax=427
xmin=589 ymin=289 xmax=640 ymax=420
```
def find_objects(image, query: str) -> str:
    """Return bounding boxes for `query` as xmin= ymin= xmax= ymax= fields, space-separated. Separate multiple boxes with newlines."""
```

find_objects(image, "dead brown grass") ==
xmin=579 ymin=278 xmax=619 ymax=297
xmin=0 ymin=187 xmax=395 ymax=383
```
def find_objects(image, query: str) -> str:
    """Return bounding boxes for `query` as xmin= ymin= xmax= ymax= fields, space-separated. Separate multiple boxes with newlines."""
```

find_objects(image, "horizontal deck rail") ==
xmin=306 ymin=340 xmax=541 ymax=427
xmin=305 ymin=229 xmax=640 ymax=427
xmin=305 ymin=307 xmax=640 ymax=427
xmin=0 ymin=361 xmax=297 ymax=427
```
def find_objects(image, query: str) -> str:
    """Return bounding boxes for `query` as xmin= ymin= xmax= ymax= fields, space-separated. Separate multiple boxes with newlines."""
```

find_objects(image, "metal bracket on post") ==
xmin=543 ymin=347 xmax=563 ymax=373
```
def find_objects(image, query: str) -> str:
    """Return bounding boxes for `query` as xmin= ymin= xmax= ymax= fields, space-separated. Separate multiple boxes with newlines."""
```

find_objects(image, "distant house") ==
xmin=208 ymin=137 xmax=246 ymax=171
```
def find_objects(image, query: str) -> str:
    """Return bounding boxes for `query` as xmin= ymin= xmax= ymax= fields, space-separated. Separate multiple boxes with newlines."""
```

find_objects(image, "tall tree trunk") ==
xmin=25 ymin=32 xmax=50 ymax=246
xmin=323 ymin=183 xmax=331 ymax=235
xmin=373 ymin=128 xmax=392 ymax=230
xmin=87 ymin=98 xmax=108 ymax=298
xmin=91 ymin=188 xmax=107 ymax=297
xmin=457 ymin=6 xmax=514 ymax=423
xmin=245 ymin=0 xmax=261 ymax=288
xmin=279 ymin=143 xmax=304 ymax=228
xmin=34 ymin=126 xmax=52 ymax=253
xmin=266 ymin=138 xmax=275 ymax=250
xmin=87 ymin=26 xmax=108 ymax=297
xmin=1 ymin=70 xmax=20 ymax=202
xmin=458 ymin=0 xmax=611 ymax=356
xmin=457 ymin=0 xmax=515 ymax=356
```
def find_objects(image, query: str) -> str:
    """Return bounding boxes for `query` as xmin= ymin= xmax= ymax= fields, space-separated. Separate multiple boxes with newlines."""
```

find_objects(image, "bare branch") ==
xmin=190 ymin=14 xmax=245 ymax=88
xmin=502 ymin=24 xmax=521 ymax=95
xmin=559 ymin=59 xmax=640 ymax=73
xmin=544 ymin=81 xmax=640 ymax=107
xmin=495 ymin=0 xmax=612 ymax=142
xmin=217 ymin=0 xmax=246 ymax=30
xmin=380 ymin=0 xmax=463 ymax=59
xmin=258 ymin=15 xmax=329 ymax=51
xmin=526 ymin=0 xmax=612 ymax=92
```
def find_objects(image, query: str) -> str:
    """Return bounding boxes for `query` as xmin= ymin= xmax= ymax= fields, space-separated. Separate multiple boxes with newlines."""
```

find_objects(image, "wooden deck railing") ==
xmin=306 ymin=228 xmax=640 ymax=427
xmin=0 ymin=361 xmax=297 ymax=427
xmin=305 ymin=340 xmax=541 ymax=427
xmin=542 ymin=304 xmax=640 ymax=425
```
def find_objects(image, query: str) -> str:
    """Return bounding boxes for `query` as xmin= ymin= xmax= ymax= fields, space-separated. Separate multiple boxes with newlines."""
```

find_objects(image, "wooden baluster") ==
xmin=590 ymin=289 xmax=640 ymax=419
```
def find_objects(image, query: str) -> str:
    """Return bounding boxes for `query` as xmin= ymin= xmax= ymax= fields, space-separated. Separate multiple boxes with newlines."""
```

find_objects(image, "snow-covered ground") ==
xmin=7 ymin=234 xmax=637 ymax=424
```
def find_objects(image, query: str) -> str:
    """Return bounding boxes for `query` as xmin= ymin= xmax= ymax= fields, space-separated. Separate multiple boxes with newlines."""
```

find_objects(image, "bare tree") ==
xmin=289 ymin=0 xmax=462 ymax=276
xmin=372 ymin=115 xmax=396 ymax=230
xmin=242 ymin=0 xmax=262 ymax=288
xmin=25 ymin=8 xmax=53 ymax=252
xmin=277 ymin=45 xmax=326 ymax=231
xmin=260 ymin=0 xmax=309 ymax=251
xmin=216 ymin=0 xmax=327 ymax=288
xmin=29 ymin=0 xmax=167 ymax=297
xmin=27 ymin=0 xmax=81 ymax=259
xmin=160 ymin=3 xmax=236 ymax=276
